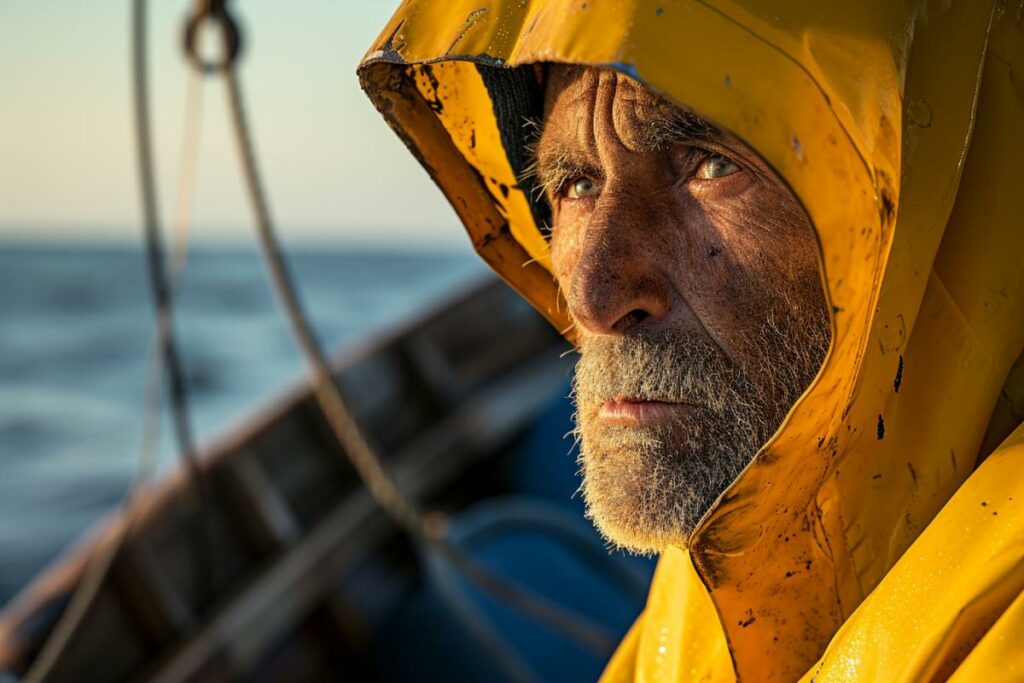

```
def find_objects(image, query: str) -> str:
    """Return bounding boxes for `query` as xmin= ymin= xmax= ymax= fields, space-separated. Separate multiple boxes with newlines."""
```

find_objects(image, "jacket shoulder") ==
xmin=803 ymin=425 xmax=1024 ymax=682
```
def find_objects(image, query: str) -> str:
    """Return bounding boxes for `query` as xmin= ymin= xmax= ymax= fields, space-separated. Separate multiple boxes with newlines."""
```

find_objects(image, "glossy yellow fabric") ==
xmin=605 ymin=547 xmax=735 ymax=682
xmin=798 ymin=421 xmax=1024 ymax=683
xmin=359 ymin=1 xmax=1024 ymax=680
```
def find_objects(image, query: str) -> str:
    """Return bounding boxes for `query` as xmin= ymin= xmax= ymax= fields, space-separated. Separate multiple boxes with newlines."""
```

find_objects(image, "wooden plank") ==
xmin=114 ymin=543 xmax=195 ymax=642
xmin=228 ymin=454 xmax=303 ymax=551
xmin=146 ymin=352 xmax=570 ymax=683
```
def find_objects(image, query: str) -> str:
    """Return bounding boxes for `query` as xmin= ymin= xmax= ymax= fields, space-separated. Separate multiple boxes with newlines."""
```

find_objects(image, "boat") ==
xmin=0 ymin=274 xmax=654 ymax=682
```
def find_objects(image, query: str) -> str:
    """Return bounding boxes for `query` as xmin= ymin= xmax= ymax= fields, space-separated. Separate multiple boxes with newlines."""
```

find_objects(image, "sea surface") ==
xmin=0 ymin=241 xmax=485 ymax=606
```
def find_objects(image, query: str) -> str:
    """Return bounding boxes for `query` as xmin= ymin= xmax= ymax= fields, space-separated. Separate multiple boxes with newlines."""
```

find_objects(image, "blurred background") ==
xmin=0 ymin=1 xmax=487 ymax=606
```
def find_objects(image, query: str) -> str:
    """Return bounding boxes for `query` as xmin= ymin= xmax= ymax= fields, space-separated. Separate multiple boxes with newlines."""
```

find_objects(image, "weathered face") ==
xmin=535 ymin=65 xmax=830 ymax=554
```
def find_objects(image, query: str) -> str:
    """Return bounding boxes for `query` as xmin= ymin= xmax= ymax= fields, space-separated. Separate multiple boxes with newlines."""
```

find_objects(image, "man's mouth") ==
xmin=598 ymin=398 xmax=695 ymax=425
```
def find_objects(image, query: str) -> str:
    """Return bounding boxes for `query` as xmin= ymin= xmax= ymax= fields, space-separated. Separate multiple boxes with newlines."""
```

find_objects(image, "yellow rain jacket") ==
xmin=359 ymin=1 xmax=1024 ymax=680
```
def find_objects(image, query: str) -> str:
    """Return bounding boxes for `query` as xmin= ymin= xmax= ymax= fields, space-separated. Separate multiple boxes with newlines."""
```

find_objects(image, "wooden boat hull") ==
xmin=0 ymin=276 xmax=652 ymax=682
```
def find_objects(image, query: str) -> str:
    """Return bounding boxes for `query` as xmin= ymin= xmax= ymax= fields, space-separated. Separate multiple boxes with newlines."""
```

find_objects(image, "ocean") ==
xmin=0 ymin=241 xmax=485 ymax=606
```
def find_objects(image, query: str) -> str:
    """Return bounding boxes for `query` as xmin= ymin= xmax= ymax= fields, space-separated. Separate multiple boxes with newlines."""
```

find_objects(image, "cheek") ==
xmin=698 ymin=188 xmax=817 ymax=283
xmin=678 ymin=188 xmax=822 ymax=336
xmin=549 ymin=210 xmax=587 ymax=289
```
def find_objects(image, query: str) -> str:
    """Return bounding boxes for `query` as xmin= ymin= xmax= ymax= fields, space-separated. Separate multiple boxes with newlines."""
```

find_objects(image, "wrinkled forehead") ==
xmin=544 ymin=65 xmax=673 ymax=118
xmin=541 ymin=64 xmax=713 ymax=152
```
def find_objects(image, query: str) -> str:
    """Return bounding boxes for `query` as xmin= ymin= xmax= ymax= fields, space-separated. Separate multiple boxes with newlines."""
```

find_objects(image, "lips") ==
xmin=599 ymin=398 xmax=696 ymax=425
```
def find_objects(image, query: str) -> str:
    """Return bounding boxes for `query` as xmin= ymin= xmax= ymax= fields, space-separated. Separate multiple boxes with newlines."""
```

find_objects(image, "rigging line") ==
xmin=221 ymin=52 xmax=617 ymax=658
xmin=140 ymin=53 xmax=203 ymax=499
xmin=24 ymin=5 xmax=215 ymax=680
xmin=132 ymin=0 xmax=218 ymax=609
xmin=222 ymin=63 xmax=424 ymax=538
xmin=221 ymin=64 xmax=543 ymax=682
xmin=170 ymin=70 xmax=205 ymax=277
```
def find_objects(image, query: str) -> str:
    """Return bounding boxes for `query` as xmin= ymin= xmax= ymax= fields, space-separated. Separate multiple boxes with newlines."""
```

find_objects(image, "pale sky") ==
xmin=0 ymin=2 xmax=464 ymax=245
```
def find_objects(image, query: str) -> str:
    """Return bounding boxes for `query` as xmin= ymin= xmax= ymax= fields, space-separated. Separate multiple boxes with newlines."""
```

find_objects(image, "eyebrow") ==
xmin=528 ymin=140 xmax=599 ymax=199
xmin=638 ymin=109 xmax=715 ymax=151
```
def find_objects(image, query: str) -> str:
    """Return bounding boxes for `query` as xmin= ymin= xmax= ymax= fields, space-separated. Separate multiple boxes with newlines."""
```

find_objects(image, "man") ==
xmin=360 ymin=1 xmax=1024 ymax=680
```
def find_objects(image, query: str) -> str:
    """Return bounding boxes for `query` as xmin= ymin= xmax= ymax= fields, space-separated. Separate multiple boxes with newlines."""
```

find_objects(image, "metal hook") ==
xmin=182 ymin=0 xmax=241 ymax=74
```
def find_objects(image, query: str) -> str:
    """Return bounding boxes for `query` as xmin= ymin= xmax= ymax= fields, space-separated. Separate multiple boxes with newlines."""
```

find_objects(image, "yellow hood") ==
xmin=359 ymin=1 xmax=1024 ymax=679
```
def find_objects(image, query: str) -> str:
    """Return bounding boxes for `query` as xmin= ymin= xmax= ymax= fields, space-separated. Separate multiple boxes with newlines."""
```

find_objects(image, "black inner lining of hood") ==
xmin=475 ymin=63 xmax=551 ymax=237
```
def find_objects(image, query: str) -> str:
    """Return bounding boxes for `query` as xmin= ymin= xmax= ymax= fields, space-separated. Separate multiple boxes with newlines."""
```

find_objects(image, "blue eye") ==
xmin=696 ymin=153 xmax=740 ymax=179
xmin=567 ymin=177 xmax=602 ymax=199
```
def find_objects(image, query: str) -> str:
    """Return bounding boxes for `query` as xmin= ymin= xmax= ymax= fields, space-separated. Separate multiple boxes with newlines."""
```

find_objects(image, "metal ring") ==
xmin=182 ymin=5 xmax=241 ymax=75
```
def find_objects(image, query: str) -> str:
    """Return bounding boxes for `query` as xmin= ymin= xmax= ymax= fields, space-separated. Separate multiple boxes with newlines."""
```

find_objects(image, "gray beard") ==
xmin=572 ymin=314 xmax=829 ymax=555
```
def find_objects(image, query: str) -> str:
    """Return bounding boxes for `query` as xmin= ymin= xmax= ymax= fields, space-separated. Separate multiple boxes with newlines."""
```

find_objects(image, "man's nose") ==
xmin=566 ymin=192 xmax=672 ymax=336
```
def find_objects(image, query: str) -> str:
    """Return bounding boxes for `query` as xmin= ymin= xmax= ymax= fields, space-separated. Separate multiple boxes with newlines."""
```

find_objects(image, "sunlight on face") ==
xmin=536 ymin=65 xmax=830 ymax=553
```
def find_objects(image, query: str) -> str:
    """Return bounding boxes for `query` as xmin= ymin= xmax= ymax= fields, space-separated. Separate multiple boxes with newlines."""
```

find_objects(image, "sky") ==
xmin=0 ymin=2 xmax=464 ymax=246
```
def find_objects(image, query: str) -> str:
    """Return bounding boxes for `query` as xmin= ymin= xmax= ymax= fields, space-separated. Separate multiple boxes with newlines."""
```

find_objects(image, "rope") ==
xmin=219 ymin=34 xmax=616 ymax=662
xmin=222 ymin=65 xmax=427 ymax=538
xmin=221 ymin=61 xmax=617 ymax=681
xmin=169 ymin=71 xmax=205 ymax=275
